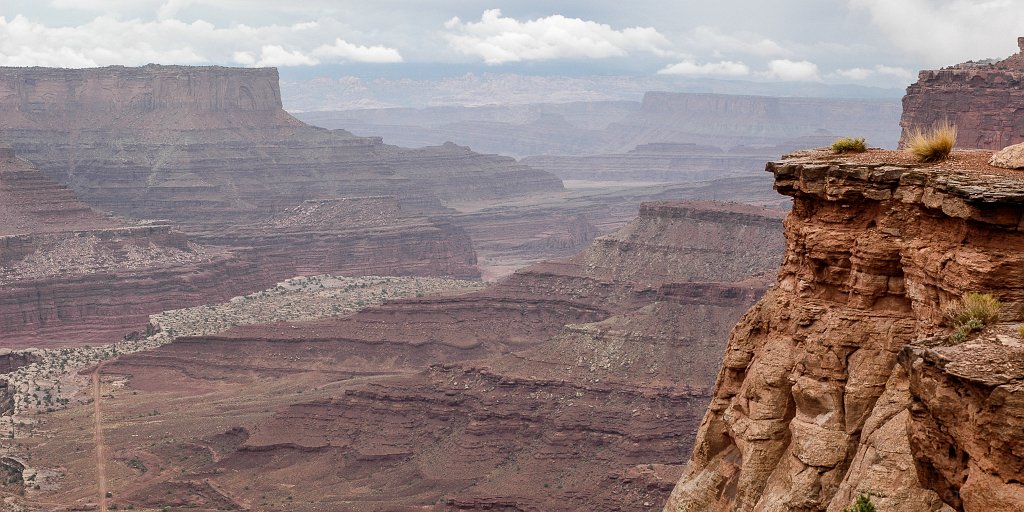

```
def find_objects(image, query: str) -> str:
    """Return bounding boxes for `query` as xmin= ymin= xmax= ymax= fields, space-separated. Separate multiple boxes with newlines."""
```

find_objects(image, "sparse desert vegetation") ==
xmin=831 ymin=137 xmax=866 ymax=153
xmin=842 ymin=493 xmax=877 ymax=512
xmin=946 ymin=292 xmax=1001 ymax=343
xmin=906 ymin=120 xmax=956 ymax=162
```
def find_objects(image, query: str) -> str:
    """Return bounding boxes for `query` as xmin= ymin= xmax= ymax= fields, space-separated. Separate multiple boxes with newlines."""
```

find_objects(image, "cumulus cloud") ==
xmin=442 ymin=9 xmax=672 ymax=64
xmin=834 ymin=64 xmax=914 ymax=81
xmin=658 ymin=60 xmax=750 ymax=76
xmin=850 ymin=0 xmax=1024 ymax=65
xmin=683 ymin=26 xmax=791 ymax=58
xmin=312 ymin=38 xmax=403 ymax=63
xmin=233 ymin=45 xmax=316 ymax=67
xmin=763 ymin=59 xmax=820 ymax=81
xmin=0 ymin=13 xmax=402 ymax=68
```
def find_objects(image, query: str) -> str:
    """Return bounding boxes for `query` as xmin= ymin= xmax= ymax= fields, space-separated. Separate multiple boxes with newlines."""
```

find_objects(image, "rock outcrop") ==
xmin=900 ymin=330 xmax=1024 ymax=512
xmin=664 ymin=149 xmax=1024 ymax=512
xmin=900 ymin=37 xmax=1024 ymax=150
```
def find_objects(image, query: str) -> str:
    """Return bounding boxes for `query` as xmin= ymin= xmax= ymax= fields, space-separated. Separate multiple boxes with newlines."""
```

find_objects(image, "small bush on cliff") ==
xmin=946 ymin=292 xmax=1001 ymax=326
xmin=843 ymin=493 xmax=877 ymax=512
xmin=831 ymin=137 xmax=867 ymax=153
xmin=946 ymin=292 xmax=1001 ymax=342
xmin=906 ymin=120 xmax=957 ymax=162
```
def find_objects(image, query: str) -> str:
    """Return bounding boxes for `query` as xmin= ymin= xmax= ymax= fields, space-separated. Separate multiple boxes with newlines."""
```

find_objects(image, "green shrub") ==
xmin=1018 ymin=324 xmax=1024 ymax=339
xmin=832 ymin=137 xmax=867 ymax=153
xmin=843 ymin=493 xmax=877 ymax=512
xmin=906 ymin=120 xmax=956 ymax=162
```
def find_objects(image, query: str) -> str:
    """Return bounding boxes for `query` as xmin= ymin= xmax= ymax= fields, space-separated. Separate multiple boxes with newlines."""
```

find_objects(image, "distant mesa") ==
xmin=0 ymin=64 xmax=563 ymax=225
xmin=900 ymin=36 xmax=1024 ymax=149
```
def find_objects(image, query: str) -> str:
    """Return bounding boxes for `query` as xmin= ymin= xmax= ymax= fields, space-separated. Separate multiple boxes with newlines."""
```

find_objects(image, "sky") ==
xmin=2 ymin=0 xmax=1023 ymax=89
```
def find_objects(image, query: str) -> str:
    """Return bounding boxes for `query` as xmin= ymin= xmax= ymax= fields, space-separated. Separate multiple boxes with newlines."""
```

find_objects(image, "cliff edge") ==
xmin=664 ymin=149 xmax=1024 ymax=512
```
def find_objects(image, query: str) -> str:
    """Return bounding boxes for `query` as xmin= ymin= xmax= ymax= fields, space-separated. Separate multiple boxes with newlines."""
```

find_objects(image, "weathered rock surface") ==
xmin=664 ymin=149 xmax=1024 ymax=512
xmin=900 ymin=330 xmax=1024 ymax=512
xmin=989 ymin=142 xmax=1024 ymax=169
xmin=31 ymin=201 xmax=785 ymax=511
xmin=900 ymin=37 xmax=1024 ymax=149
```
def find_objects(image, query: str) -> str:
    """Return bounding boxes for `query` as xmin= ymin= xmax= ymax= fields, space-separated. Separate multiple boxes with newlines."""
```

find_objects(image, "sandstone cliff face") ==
xmin=900 ymin=38 xmax=1024 ymax=149
xmin=665 ymin=149 xmax=1024 ymax=512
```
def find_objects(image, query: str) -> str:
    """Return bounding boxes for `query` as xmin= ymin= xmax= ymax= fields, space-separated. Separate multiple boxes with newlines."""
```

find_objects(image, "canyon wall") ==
xmin=900 ymin=37 xmax=1024 ymax=149
xmin=665 ymin=150 xmax=1024 ymax=512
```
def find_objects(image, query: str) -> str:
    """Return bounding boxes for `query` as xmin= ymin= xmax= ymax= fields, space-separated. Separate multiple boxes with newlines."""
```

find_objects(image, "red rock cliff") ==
xmin=665 ymin=150 xmax=1024 ymax=512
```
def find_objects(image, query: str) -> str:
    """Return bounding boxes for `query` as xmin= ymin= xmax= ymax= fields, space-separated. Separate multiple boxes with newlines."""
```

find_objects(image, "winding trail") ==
xmin=92 ymin=366 xmax=108 ymax=512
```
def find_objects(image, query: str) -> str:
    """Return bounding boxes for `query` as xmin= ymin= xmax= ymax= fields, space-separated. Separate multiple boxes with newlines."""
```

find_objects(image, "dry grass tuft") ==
xmin=831 ymin=137 xmax=867 ymax=153
xmin=945 ymin=292 xmax=1001 ymax=343
xmin=906 ymin=120 xmax=957 ymax=162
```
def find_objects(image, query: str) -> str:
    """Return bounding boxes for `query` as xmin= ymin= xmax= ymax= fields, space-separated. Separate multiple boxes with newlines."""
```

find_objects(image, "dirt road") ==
xmin=92 ymin=367 xmax=108 ymax=512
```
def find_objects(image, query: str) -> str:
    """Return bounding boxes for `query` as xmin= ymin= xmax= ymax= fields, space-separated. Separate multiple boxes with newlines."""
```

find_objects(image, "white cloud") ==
xmin=684 ymin=26 xmax=791 ymax=58
xmin=0 ymin=13 xmax=402 ymax=68
xmin=244 ymin=45 xmax=317 ymax=67
xmin=836 ymin=67 xmax=873 ymax=80
xmin=313 ymin=38 xmax=403 ymax=63
xmin=763 ymin=59 xmax=820 ymax=81
xmin=157 ymin=0 xmax=193 ymax=20
xmin=442 ymin=9 xmax=672 ymax=64
xmin=658 ymin=60 xmax=750 ymax=76
xmin=835 ymin=64 xmax=914 ymax=81
xmin=850 ymin=0 xmax=1023 ymax=66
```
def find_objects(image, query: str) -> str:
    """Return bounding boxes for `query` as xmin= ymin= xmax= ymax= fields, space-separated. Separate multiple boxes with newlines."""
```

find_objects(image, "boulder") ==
xmin=989 ymin=142 xmax=1024 ymax=169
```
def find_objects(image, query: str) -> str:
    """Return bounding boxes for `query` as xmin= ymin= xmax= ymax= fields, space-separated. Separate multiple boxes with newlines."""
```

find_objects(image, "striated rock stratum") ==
xmin=664 ymin=149 xmax=1024 ymax=512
